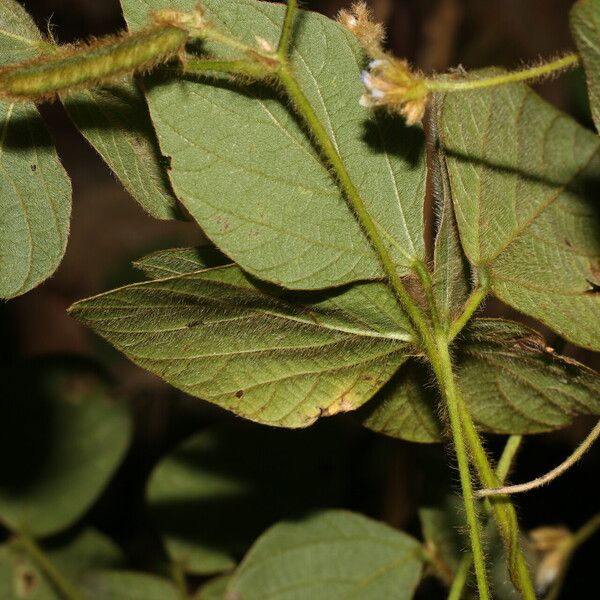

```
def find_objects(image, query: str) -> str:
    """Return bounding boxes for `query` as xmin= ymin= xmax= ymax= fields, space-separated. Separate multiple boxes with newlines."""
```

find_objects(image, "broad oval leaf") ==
xmin=121 ymin=0 xmax=426 ymax=289
xmin=0 ymin=360 xmax=132 ymax=537
xmin=441 ymin=80 xmax=600 ymax=350
xmin=571 ymin=0 xmax=600 ymax=133
xmin=226 ymin=510 xmax=425 ymax=600
xmin=63 ymin=83 xmax=182 ymax=220
xmin=360 ymin=319 xmax=600 ymax=440
xmin=70 ymin=265 xmax=413 ymax=428
xmin=147 ymin=421 xmax=348 ymax=574
xmin=0 ymin=1 xmax=71 ymax=299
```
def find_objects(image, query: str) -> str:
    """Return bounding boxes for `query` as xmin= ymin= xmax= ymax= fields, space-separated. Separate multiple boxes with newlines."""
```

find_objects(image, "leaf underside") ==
xmin=70 ymin=264 xmax=413 ymax=428
xmin=121 ymin=0 xmax=427 ymax=289
xmin=442 ymin=79 xmax=600 ymax=350
xmin=0 ymin=1 xmax=71 ymax=299
xmin=361 ymin=318 xmax=600 ymax=441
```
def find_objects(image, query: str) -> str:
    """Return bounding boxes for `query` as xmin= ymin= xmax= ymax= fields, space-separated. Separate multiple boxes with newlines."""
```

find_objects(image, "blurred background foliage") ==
xmin=0 ymin=1 xmax=598 ymax=598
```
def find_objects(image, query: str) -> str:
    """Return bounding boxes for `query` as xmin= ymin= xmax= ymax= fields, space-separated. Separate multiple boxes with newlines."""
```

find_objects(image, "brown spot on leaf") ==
xmin=15 ymin=562 xmax=38 ymax=597
xmin=235 ymin=390 xmax=244 ymax=399
xmin=30 ymin=164 xmax=36 ymax=172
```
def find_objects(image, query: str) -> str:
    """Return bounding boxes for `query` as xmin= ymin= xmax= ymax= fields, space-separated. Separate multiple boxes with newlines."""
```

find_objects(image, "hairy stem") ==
xmin=426 ymin=53 xmax=580 ymax=93
xmin=456 ymin=401 xmax=537 ymax=599
xmin=447 ymin=435 xmax=523 ymax=600
xmin=477 ymin=420 xmax=600 ymax=498
xmin=13 ymin=534 xmax=85 ymax=600
xmin=430 ymin=336 xmax=490 ymax=600
xmin=276 ymin=63 xmax=435 ymax=350
xmin=448 ymin=286 xmax=487 ymax=341
xmin=277 ymin=0 xmax=298 ymax=57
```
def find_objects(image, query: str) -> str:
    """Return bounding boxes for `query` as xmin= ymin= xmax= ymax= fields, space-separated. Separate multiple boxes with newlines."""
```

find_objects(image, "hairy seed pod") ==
xmin=0 ymin=26 xmax=189 ymax=102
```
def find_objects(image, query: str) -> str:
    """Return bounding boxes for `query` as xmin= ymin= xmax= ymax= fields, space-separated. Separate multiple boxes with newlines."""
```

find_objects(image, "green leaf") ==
xmin=194 ymin=574 xmax=231 ymax=600
xmin=0 ymin=359 xmax=132 ymax=537
xmin=441 ymin=80 xmax=600 ymax=350
xmin=134 ymin=245 xmax=231 ymax=279
xmin=0 ymin=528 xmax=124 ymax=600
xmin=358 ymin=363 xmax=442 ymax=443
xmin=0 ymin=2 xmax=72 ymax=299
xmin=147 ymin=421 xmax=347 ymax=574
xmin=63 ymin=83 xmax=182 ymax=220
xmin=82 ymin=572 xmax=179 ymax=600
xmin=457 ymin=319 xmax=600 ymax=433
xmin=226 ymin=510 xmax=425 ymax=600
xmin=571 ymin=0 xmax=600 ymax=133
xmin=0 ymin=4 xmax=69 ymax=296
xmin=359 ymin=318 xmax=600 ymax=440
xmin=121 ymin=0 xmax=426 ymax=289
xmin=70 ymin=265 xmax=413 ymax=428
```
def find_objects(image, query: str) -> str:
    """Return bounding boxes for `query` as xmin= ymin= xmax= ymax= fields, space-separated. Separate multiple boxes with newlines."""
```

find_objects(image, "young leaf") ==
xmin=63 ymin=83 xmax=182 ymax=220
xmin=226 ymin=510 xmax=425 ymax=600
xmin=133 ymin=245 xmax=231 ymax=279
xmin=0 ymin=528 xmax=124 ymax=599
xmin=441 ymin=81 xmax=600 ymax=350
xmin=147 ymin=421 xmax=347 ymax=574
xmin=359 ymin=319 xmax=600 ymax=441
xmin=70 ymin=265 xmax=413 ymax=428
xmin=0 ymin=1 xmax=71 ymax=299
xmin=429 ymin=94 xmax=471 ymax=324
xmin=571 ymin=0 xmax=600 ymax=133
xmin=0 ymin=360 xmax=132 ymax=537
xmin=121 ymin=0 xmax=427 ymax=289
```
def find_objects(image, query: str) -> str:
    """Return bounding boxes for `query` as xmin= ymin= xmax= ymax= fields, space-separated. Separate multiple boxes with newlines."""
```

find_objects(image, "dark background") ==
xmin=1 ymin=1 xmax=598 ymax=598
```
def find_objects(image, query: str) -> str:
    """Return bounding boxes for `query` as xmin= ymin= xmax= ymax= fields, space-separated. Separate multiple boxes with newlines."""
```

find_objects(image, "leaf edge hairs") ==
xmin=0 ymin=7 xmax=206 ymax=102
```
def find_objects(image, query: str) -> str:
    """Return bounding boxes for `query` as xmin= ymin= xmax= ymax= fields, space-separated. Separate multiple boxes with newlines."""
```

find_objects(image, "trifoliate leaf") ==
xmin=441 ymin=80 xmax=600 ymax=350
xmin=70 ymin=265 xmax=413 ymax=427
xmin=121 ymin=0 xmax=426 ymax=289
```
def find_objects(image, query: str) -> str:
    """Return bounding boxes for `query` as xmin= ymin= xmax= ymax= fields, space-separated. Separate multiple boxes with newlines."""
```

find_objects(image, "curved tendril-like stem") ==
xmin=477 ymin=419 xmax=600 ymax=498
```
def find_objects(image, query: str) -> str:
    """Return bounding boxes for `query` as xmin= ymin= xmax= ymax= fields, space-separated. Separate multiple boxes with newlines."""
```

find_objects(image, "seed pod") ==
xmin=0 ymin=26 xmax=189 ymax=102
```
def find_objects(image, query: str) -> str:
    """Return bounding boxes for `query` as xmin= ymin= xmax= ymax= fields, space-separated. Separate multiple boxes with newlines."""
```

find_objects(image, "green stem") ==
xmin=430 ymin=336 xmax=490 ymax=600
xmin=276 ymin=63 xmax=435 ymax=350
xmin=447 ymin=435 xmax=523 ymax=600
xmin=171 ymin=561 xmax=188 ymax=600
xmin=13 ymin=534 xmax=85 ymax=600
xmin=448 ymin=286 xmax=487 ymax=341
xmin=277 ymin=0 xmax=298 ymax=57
xmin=546 ymin=513 xmax=600 ymax=600
xmin=447 ymin=555 xmax=473 ymax=600
xmin=413 ymin=259 xmax=442 ymax=331
xmin=426 ymin=53 xmax=580 ymax=94
xmin=456 ymin=401 xmax=537 ymax=599
xmin=183 ymin=58 xmax=272 ymax=79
